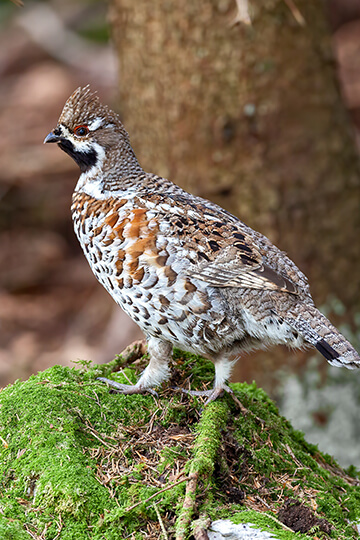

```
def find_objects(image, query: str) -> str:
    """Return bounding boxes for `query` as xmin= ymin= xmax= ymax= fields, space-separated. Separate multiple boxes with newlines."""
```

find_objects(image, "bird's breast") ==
xmin=70 ymin=191 xmax=233 ymax=351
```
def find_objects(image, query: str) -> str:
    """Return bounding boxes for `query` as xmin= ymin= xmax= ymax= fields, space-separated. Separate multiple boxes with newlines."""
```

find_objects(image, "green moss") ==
xmin=0 ymin=515 xmax=30 ymax=540
xmin=190 ymin=400 xmax=229 ymax=476
xmin=0 ymin=350 xmax=359 ymax=539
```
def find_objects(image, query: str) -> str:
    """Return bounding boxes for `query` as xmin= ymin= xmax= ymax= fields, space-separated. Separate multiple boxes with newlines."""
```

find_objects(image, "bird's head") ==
xmin=44 ymin=86 xmax=131 ymax=174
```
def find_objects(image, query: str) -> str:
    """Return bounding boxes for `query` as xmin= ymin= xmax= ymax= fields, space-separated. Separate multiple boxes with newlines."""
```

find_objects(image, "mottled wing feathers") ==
xmin=188 ymin=262 xmax=298 ymax=294
xmin=143 ymin=189 xmax=300 ymax=295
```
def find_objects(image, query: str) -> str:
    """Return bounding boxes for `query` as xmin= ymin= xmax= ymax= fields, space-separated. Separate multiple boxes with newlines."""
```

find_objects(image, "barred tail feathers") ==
xmin=285 ymin=304 xmax=360 ymax=369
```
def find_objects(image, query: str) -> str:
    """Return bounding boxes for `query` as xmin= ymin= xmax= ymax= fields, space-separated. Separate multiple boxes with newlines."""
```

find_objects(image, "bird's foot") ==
xmin=180 ymin=384 xmax=233 ymax=406
xmin=97 ymin=377 xmax=158 ymax=397
xmin=180 ymin=383 xmax=252 ymax=414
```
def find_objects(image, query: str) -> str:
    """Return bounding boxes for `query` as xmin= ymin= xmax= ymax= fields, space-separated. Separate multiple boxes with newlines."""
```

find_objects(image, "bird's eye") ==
xmin=74 ymin=125 xmax=89 ymax=137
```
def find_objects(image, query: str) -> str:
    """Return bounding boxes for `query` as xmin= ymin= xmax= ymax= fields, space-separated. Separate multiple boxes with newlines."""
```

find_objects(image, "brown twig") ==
xmin=153 ymin=501 xmax=169 ymax=540
xmin=82 ymin=420 xmax=118 ymax=450
xmin=175 ymin=472 xmax=199 ymax=540
xmin=192 ymin=515 xmax=211 ymax=540
xmin=283 ymin=0 xmax=306 ymax=26
xmin=229 ymin=391 xmax=265 ymax=426
xmin=125 ymin=477 xmax=188 ymax=512
xmin=104 ymin=339 xmax=147 ymax=373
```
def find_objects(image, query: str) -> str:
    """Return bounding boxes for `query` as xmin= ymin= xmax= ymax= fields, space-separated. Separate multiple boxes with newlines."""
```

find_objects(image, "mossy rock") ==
xmin=0 ymin=344 xmax=359 ymax=539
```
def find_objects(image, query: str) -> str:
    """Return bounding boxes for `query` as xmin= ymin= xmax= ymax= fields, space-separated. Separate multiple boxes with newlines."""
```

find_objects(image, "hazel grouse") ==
xmin=44 ymin=86 xmax=360 ymax=403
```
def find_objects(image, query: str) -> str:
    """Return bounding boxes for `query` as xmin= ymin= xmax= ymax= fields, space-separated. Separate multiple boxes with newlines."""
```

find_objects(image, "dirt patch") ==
xmin=278 ymin=498 xmax=333 ymax=534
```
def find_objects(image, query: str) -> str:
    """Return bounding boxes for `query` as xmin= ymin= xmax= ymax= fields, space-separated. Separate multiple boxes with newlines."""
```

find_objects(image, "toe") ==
xmin=179 ymin=388 xmax=213 ymax=397
xmin=203 ymin=388 xmax=225 ymax=406
xmin=97 ymin=377 xmax=158 ymax=396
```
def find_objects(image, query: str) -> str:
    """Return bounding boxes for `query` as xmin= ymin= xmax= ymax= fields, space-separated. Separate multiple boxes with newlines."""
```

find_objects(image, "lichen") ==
xmin=0 ymin=348 xmax=359 ymax=539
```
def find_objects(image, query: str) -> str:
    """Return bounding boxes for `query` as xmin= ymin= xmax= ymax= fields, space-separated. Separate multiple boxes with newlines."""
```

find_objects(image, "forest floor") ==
xmin=1 ymin=345 xmax=360 ymax=539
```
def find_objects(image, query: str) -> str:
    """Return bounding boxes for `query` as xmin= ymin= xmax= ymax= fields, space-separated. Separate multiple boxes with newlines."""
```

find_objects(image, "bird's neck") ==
xmin=74 ymin=139 xmax=145 ymax=198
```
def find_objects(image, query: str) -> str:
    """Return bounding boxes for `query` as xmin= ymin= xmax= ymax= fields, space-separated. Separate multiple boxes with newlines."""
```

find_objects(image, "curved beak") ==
xmin=44 ymin=131 xmax=61 ymax=144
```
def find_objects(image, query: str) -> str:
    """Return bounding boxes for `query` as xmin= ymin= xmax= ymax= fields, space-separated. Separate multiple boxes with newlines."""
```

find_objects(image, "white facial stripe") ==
xmin=70 ymin=138 xmax=93 ymax=151
xmin=59 ymin=124 xmax=71 ymax=137
xmin=92 ymin=141 xmax=106 ymax=163
xmin=88 ymin=117 xmax=104 ymax=131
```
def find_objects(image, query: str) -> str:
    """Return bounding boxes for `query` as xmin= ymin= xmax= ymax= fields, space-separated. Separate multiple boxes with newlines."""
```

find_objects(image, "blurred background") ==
xmin=0 ymin=0 xmax=359 ymax=466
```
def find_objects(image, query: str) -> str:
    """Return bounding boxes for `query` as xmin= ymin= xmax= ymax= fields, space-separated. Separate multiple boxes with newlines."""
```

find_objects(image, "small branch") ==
xmin=83 ymin=424 xmax=117 ymax=450
xmin=176 ymin=472 xmax=199 ymax=540
xmin=229 ymin=391 xmax=265 ymax=425
xmin=153 ymin=501 xmax=169 ymax=540
xmin=264 ymin=512 xmax=295 ymax=533
xmin=283 ymin=0 xmax=306 ymax=26
xmin=0 ymin=435 xmax=8 ymax=448
xmin=125 ymin=477 xmax=187 ymax=512
xmin=118 ymin=369 xmax=135 ymax=386
xmin=193 ymin=515 xmax=211 ymax=540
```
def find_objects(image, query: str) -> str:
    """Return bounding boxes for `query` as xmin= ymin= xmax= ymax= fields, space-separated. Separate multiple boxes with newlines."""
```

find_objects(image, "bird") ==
xmin=44 ymin=86 xmax=360 ymax=404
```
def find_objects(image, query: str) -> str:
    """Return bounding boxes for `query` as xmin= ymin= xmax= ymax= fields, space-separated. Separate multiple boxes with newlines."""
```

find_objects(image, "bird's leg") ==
xmin=181 ymin=355 xmax=264 ymax=419
xmin=181 ymin=355 xmax=239 ymax=406
xmin=98 ymin=338 xmax=172 ymax=396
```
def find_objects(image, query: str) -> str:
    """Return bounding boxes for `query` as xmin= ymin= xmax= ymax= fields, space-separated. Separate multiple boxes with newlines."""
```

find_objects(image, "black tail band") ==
xmin=315 ymin=339 xmax=340 ymax=361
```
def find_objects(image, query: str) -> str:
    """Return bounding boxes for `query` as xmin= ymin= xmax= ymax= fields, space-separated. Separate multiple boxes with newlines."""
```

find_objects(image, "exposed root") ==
xmin=176 ymin=472 xmax=199 ymax=540
xmin=116 ymin=339 xmax=147 ymax=364
xmin=103 ymin=339 xmax=147 ymax=373
xmin=175 ymin=400 xmax=230 ymax=540
xmin=192 ymin=515 xmax=211 ymax=540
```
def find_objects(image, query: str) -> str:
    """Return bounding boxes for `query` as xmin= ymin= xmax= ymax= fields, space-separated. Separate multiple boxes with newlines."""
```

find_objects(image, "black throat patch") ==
xmin=58 ymin=139 xmax=98 ymax=173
